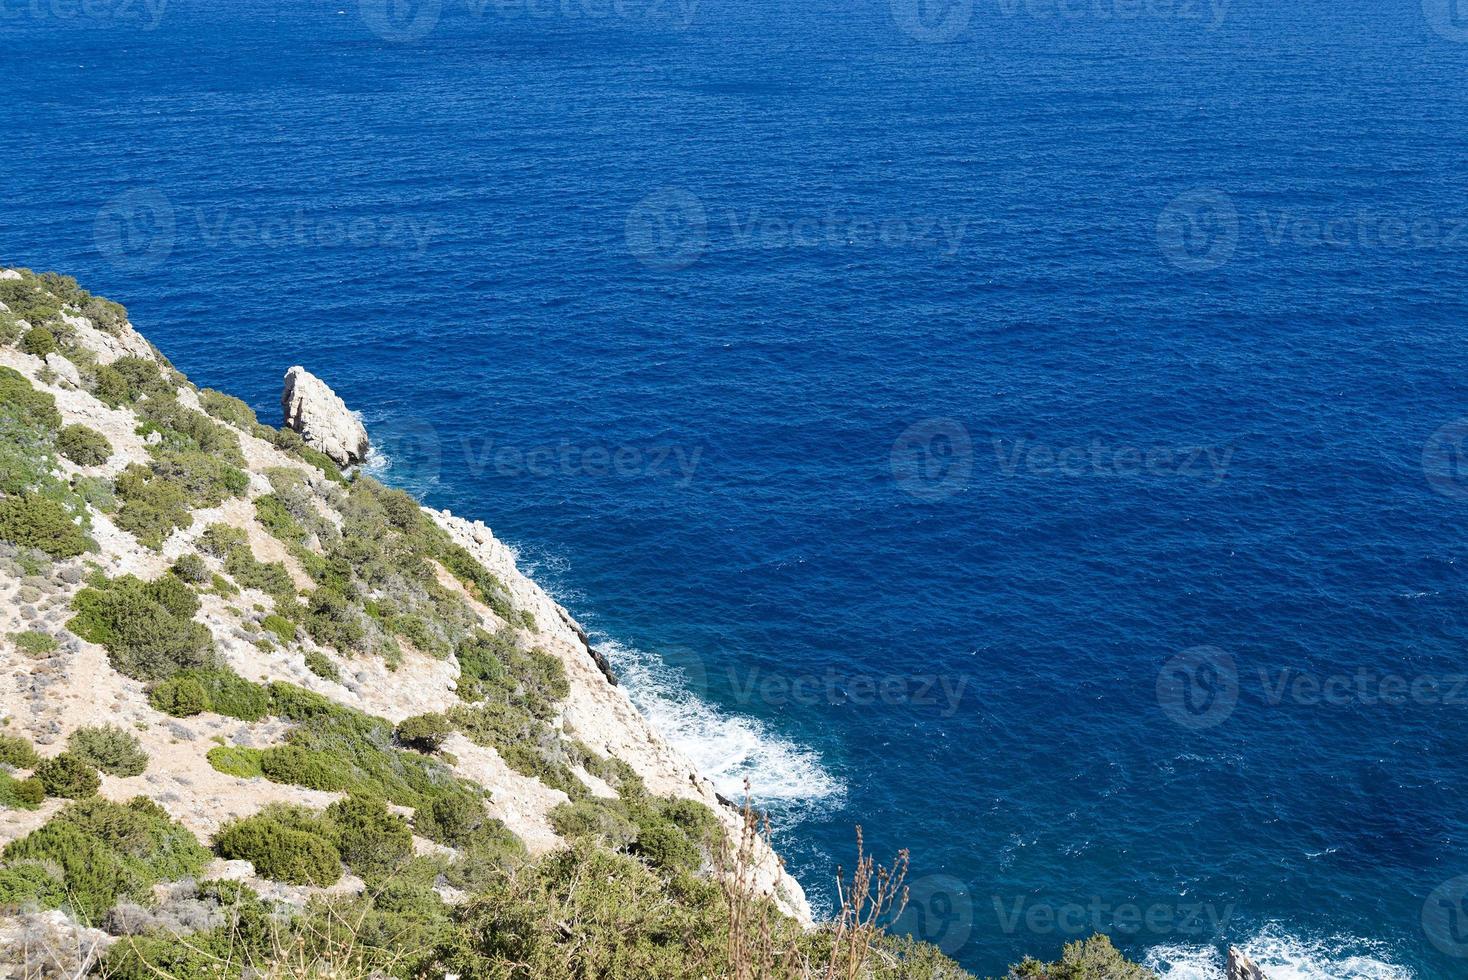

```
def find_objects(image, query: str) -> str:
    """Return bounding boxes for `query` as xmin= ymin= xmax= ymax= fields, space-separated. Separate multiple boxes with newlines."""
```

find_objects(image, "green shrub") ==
xmin=91 ymin=355 xmax=167 ymax=407
xmin=10 ymin=630 xmax=57 ymax=657
xmin=73 ymin=474 xmax=117 ymax=512
xmin=304 ymin=649 xmax=340 ymax=682
xmin=190 ymin=668 xmax=270 ymax=721
xmin=171 ymin=551 xmax=210 ymax=584
xmin=149 ymin=676 xmax=208 ymax=716
xmin=19 ymin=326 xmax=57 ymax=357
xmin=0 ymin=733 xmax=41 ymax=769
xmin=0 ymin=771 xmax=45 ymax=810
xmin=198 ymin=388 xmax=259 ymax=431
xmin=396 ymin=712 xmax=451 ymax=753
xmin=1008 ymin=934 xmax=1155 ymax=980
xmin=56 ymin=424 xmax=112 ymax=465
xmin=0 ymin=367 xmax=61 ymax=429
xmin=446 ymin=842 xmax=730 ymax=980
xmin=0 ymin=861 xmax=63 ymax=909
xmin=81 ymin=296 xmax=127 ymax=334
xmin=206 ymin=746 xmax=265 ymax=779
xmin=0 ymin=494 xmax=90 ymax=557
xmin=112 ymin=463 xmax=192 ymax=548
xmin=304 ymin=587 xmax=366 ymax=652
xmin=68 ymin=725 xmax=148 ymax=777
xmin=549 ymin=798 xmax=638 ymax=850
xmin=414 ymin=791 xmax=488 ymax=848
xmin=149 ymin=669 xmax=268 ymax=721
xmin=324 ymin=795 xmax=412 ymax=876
xmin=214 ymin=806 xmax=342 ymax=885
xmin=3 ymin=797 xmax=209 ymax=922
xmin=69 ymin=573 xmax=215 ymax=681
xmin=34 ymin=753 xmax=100 ymax=798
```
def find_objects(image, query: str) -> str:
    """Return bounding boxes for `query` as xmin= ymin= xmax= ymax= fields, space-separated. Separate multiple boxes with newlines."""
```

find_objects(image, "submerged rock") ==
xmin=280 ymin=365 xmax=370 ymax=467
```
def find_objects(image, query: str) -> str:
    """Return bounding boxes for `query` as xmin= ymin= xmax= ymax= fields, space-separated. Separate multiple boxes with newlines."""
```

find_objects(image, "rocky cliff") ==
xmin=0 ymin=269 xmax=809 ymax=976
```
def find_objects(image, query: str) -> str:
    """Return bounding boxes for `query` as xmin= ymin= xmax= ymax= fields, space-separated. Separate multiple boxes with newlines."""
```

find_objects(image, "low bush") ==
xmin=396 ymin=712 xmax=451 ymax=753
xmin=149 ymin=668 xmax=268 ymax=721
xmin=68 ymin=725 xmax=148 ymax=777
xmin=90 ymin=355 xmax=168 ymax=408
xmin=206 ymin=745 xmax=265 ymax=779
xmin=3 ymin=796 xmax=210 ymax=922
xmin=68 ymin=572 xmax=216 ymax=681
xmin=10 ymin=630 xmax=56 ymax=657
xmin=0 ymin=860 xmax=63 ymax=908
xmin=0 ymin=733 xmax=41 ymax=769
xmin=414 ymin=790 xmax=488 ymax=849
xmin=214 ymin=806 xmax=342 ymax=886
xmin=19 ymin=326 xmax=58 ymax=357
xmin=304 ymin=649 xmax=340 ymax=682
xmin=149 ymin=675 xmax=208 ymax=716
xmin=0 ymin=367 xmax=62 ymax=429
xmin=56 ymin=424 xmax=112 ymax=465
xmin=324 ymin=795 xmax=412 ymax=877
xmin=0 ymin=493 xmax=90 ymax=558
xmin=198 ymin=388 xmax=260 ymax=431
xmin=34 ymin=753 xmax=100 ymax=798
xmin=0 ymin=771 xmax=45 ymax=810
xmin=171 ymin=551 xmax=210 ymax=584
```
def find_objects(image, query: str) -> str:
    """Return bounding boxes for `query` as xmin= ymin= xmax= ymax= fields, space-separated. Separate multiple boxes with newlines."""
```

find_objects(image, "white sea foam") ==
xmin=1145 ymin=925 xmax=1413 ymax=980
xmin=596 ymin=636 xmax=845 ymax=825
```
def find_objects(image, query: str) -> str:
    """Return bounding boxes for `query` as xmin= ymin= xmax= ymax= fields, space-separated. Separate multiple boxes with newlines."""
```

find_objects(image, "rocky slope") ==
xmin=0 ymin=269 xmax=807 ymax=975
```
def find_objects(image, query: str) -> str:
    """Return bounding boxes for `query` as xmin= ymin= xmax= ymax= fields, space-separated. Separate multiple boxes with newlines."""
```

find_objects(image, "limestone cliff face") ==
xmin=0 ymin=269 xmax=807 ymax=970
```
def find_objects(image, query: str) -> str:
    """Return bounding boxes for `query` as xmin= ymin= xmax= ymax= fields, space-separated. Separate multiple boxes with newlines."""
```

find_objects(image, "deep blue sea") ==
xmin=7 ymin=0 xmax=1468 ymax=975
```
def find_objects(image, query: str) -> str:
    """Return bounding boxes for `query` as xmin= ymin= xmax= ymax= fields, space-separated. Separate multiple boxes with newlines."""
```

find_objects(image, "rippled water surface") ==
xmin=6 ymin=1 xmax=1468 ymax=974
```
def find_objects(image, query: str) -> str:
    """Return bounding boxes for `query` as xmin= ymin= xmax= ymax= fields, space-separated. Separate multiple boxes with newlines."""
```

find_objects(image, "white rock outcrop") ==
xmin=280 ymin=365 xmax=370 ymax=467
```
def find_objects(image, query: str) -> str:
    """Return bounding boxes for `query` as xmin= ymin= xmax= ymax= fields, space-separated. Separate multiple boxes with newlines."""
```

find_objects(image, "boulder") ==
xmin=280 ymin=365 xmax=370 ymax=467
xmin=44 ymin=352 xmax=81 ymax=389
